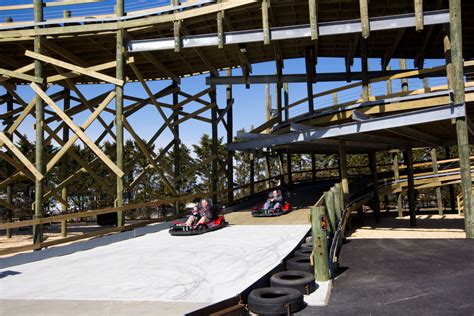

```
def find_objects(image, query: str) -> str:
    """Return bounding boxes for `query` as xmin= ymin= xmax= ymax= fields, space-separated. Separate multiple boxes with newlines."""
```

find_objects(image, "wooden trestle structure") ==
xmin=0 ymin=0 xmax=473 ymax=254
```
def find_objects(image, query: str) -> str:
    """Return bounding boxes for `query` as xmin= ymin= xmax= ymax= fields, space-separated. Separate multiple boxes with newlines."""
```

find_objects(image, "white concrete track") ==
xmin=0 ymin=223 xmax=310 ymax=315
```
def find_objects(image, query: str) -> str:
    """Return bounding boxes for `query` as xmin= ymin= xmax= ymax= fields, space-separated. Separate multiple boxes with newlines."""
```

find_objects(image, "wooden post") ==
xmin=333 ymin=185 xmax=343 ymax=221
xmin=311 ymin=153 xmax=316 ymax=182
xmin=210 ymin=85 xmax=218 ymax=204
xmin=173 ymin=82 xmax=180 ymax=214
xmin=324 ymin=191 xmax=336 ymax=233
xmin=63 ymin=10 xmax=71 ymax=18
xmin=116 ymin=0 xmax=125 ymax=227
xmin=287 ymin=153 xmax=293 ymax=189
xmin=262 ymin=0 xmax=270 ymax=45
xmin=386 ymin=66 xmax=393 ymax=95
xmin=368 ymin=152 xmax=381 ymax=223
xmin=305 ymin=47 xmax=315 ymax=114
xmin=414 ymin=0 xmax=424 ymax=31
xmin=226 ymin=69 xmax=234 ymax=204
xmin=283 ymin=82 xmax=289 ymax=121
xmin=400 ymin=59 xmax=409 ymax=92
xmin=33 ymin=0 xmax=45 ymax=245
xmin=311 ymin=206 xmax=330 ymax=282
xmin=61 ymin=89 xmax=70 ymax=213
xmin=392 ymin=151 xmax=404 ymax=217
xmin=276 ymin=60 xmax=283 ymax=124
xmin=6 ymin=94 xmax=14 ymax=238
xmin=431 ymin=148 xmax=444 ymax=215
xmin=359 ymin=0 xmax=370 ymax=39
xmin=250 ymin=154 xmax=255 ymax=196
xmin=361 ymin=38 xmax=369 ymax=102
xmin=404 ymin=148 xmax=417 ymax=227
xmin=309 ymin=0 xmax=318 ymax=40
xmin=278 ymin=151 xmax=285 ymax=186
xmin=264 ymin=153 xmax=271 ymax=189
xmin=339 ymin=140 xmax=349 ymax=204
xmin=444 ymin=147 xmax=456 ymax=212
xmin=61 ymin=219 xmax=67 ymax=238
xmin=265 ymin=83 xmax=272 ymax=123
xmin=449 ymin=0 xmax=472 ymax=237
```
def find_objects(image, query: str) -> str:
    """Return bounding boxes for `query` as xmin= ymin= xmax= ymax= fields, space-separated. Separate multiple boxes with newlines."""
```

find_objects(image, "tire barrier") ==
xmin=248 ymin=287 xmax=306 ymax=315
xmin=286 ymin=257 xmax=313 ymax=274
xmin=293 ymin=248 xmax=312 ymax=258
xmin=300 ymin=242 xmax=313 ymax=251
xmin=270 ymin=271 xmax=316 ymax=295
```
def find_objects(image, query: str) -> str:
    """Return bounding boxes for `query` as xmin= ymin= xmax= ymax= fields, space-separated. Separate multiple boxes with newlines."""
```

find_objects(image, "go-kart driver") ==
xmin=184 ymin=198 xmax=213 ymax=226
xmin=263 ymin=190 xmax=283 ymax=211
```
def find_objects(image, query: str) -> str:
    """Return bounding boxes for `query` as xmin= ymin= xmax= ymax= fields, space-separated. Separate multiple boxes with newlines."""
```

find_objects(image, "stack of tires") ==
xmin=247 ymin=236 xmax=316 ymax=315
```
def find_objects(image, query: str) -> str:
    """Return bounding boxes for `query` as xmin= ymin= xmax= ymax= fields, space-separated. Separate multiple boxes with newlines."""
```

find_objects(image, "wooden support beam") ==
xmin=305 ymin=46 xmax=315 ymax=114
xmin=173 ymin=20 xmax=181 ymax=52
xmin=46 ymin=91 xmax=115 ymax=173
xmin=122 ymin=117 xmax=177 ymax=195
xmin=361 ymin=38 xmax=369 ymax=102
xmin=210 ymin=82 xmax=219 ymax=203
xmin=0 ymin=67 xmax=43 ymax=84
xmin=414 ymin=0 xmax=424 ymax=32
xmin=0 ymin=0 xmax=105 ymax=11
xmin=25 ymin=50 xmax=124 ymax=86
xmin=404 ymin=148 xmax=417 ymax=226
xmin=309 ymin=0 xmax=318 ymax=40
xmin=449 ymin=0 xmax=472 ymax=238
xmin=339 ymin=140 xmax=349 ymax=205
xmin=392 ymin=151 xmax=404 ymax=217
xmin=368 ymin=151 xmax=380 ymax=223
xmin=0 ymin=132 xmax=43 ymax=180
xmin=359 ymin=0 xmax=370 ymax=39
xmin=217 ymin=10 xmax=224 ymax=49
xmin=47 ymin=60 xmax=117 ymax=83
xmin=30 ymin=83 xmax=124 ymax=178
xmin=431 ymin=148 xmax=444 ymax=215
xmin=226 ymin=69 xmax=234 ymax=204
xmin=262 ymin=0 xmax=270 ymax=45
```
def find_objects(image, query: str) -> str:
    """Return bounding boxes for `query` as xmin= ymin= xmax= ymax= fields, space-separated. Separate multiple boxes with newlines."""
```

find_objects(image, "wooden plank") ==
xmin=262 ymin=0 xmax=270 ymax=45
xmin=0 ymin=67 xmax=43 ymax=84
xmin=47 ymin=60 xmax=117 ymax=83
xmin=30 ymin=83 xmax=124 ymax=178
xmin=25 ymin=50 xmax=124 ymax=86
xmin=46 ymin=91 xmax=116 ymax=173
xmin=0 ymin=132 xmax=43 ymax=180
xmin=0 ymin=63 xmax=35 ymax=83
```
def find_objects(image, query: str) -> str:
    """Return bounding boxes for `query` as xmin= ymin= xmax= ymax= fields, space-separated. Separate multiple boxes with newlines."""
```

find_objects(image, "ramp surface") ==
xmin=0 ymin=223 xmax=309 ymax=315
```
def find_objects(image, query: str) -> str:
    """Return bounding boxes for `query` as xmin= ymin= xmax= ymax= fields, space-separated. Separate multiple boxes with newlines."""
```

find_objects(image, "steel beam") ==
xmin=127 ymin=10 xmax=450 ymax=52
xmin=228 ymin=103 xmax=464 ymax=151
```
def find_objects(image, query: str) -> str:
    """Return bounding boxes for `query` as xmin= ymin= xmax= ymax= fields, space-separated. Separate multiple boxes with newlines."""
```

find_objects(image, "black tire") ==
xmin=286 ymin=257 xmax=313 ymax=274
xmin=300 ymin=242 xmax=313 ymax=251
xmin=294 ymin=248 xmax=312 ymax=258
xmin=270 ymin=271 xmax=316 ymax=295
xmin=247 ymin=287 xmax=306 ymax=315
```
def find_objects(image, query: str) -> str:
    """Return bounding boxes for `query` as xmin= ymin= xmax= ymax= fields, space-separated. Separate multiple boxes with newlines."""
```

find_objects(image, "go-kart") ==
xmin=169 ymin=206 xmax=228 ymax=236
xmin=251 ymin=201 xmax=291 ymax=217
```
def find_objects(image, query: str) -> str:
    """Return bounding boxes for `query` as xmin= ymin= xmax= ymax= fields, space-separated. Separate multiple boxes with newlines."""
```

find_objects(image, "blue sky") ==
xmin=0 ymin=1 xmax=448 ymax=150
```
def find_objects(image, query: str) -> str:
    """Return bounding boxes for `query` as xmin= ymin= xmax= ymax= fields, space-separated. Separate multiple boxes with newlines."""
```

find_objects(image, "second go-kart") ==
xmin=169 ymin=206 xmax=228 ymax=236
xmin=251 ymin=201 xmax=291 ymax=217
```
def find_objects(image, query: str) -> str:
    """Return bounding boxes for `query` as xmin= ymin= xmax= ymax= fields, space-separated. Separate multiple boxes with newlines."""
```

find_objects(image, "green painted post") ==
xmin=333 ymin=185 xmax=342 ymax=221
xmin=449 ymin=0 xmax=473 ymax=238
xmin=324 ymin=191 xmax=336 ymax=232
xmin=311 ymin=206 xmax=330 ymax=282
xmin=33 ymin=0 xmax=44 ymax=245
xmin=116 ymin=0 xmax=125 ymax=227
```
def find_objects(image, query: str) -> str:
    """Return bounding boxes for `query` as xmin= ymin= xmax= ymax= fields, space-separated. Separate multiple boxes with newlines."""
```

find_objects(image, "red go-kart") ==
xmin=251 ymin=201 xmax=291 ymax=217
xmin=169 ymin=206 xmax=228 ymax=236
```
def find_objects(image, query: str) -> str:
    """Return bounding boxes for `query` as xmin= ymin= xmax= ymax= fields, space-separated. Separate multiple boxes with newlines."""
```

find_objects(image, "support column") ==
xmin=61 ymin=88 xmax=70 ymax=214
xmin=339 ymin=140 xmax=349 ymax=205
xmin=449 ymin=0 xmax=472 ymax=237
xmin=311 ymin=154 xmax=316 ymax=182
xmin=210 ymin=85 xmax=218 ymax=204
xmin=400 ymin=59 xmax=409 ymax=92
xmin=33 ymin=0 xmax=45 ymax=245
xmin=444 ymin=147 xmax=457 ymax=212
xmin=278 ymin=151 xmax=285 ymax=186
xmin=392 ymin=150 xmax=403 ymax=217
xmin=287 ymin=153 xmax=293 ymax=189
xmin=6 ymin=94 xmax=14 ymax=238
xmin=250 ymin=154 xmax=255 ymax=196
xmin=404 ymin=148 xmax=417 ymax=227
xmin=431 ymin=148 xmax=444 ymax=215
xmin=305 ymin=47 xmax=315 ymax=114
xmin=116 ymin=0 xmax=125 ymax=227
xmin=265 ymin=83 xmax=272 ymax=123
xmin=173 ymin=82 xmax=180 ymax=215
xmin=368 ymin=152 xmax=380 ymax=223
xmin=276 ymin=60 xmax=283 ymax=124
xmin=283 ymin=82 xmax=289 ymax=121
xmin=226 ymin=69 xmax=234 ymax=204
xmin=361 ymin=38 xmax=369 ymax=102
